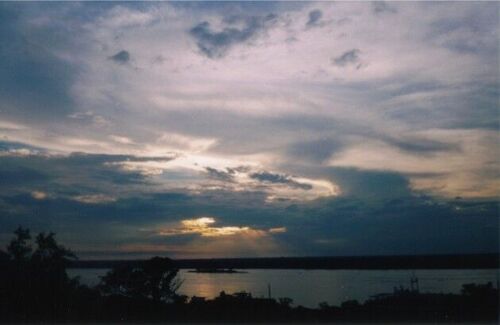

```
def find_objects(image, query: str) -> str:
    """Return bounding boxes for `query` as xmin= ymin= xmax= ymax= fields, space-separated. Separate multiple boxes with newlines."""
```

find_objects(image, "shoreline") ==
xmin=67 ymin=253 xmax=500 ymax=270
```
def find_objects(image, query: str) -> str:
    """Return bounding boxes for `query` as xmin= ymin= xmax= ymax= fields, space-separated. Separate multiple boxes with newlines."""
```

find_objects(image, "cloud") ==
xmin=287 ymin=138 xmax=343 ymax=163
xmin=385 ymin=136 xmax=460 ymax=156
xmin=0 ymin=169 xmax=497 ymax=258
xmin=109 ymin=50 xmax=130 ymax=64
xmin=0 ymin=164 xmax=48 ymax=186
xmin=156 ymin=132 xmax=216 ymax=152
xmin=68 ymin=111 xmax=110 ymax=127
xmin=327 ymin=167 xmax=412 ymax=199
xmin=31 ymin=191 xmax=47 ymax=200
xmin=189 ymin=13 xmax=277 ymax=58
xmin=0 ymin=3 xmax=77 ymax=120
xmin=71 ymin=194 xmax=116 ymax=204
xmin=0 ymin=151 xmax=167 ymax=200
xmin=269 ymin=227 xmax=286 ymax=233
xmin=332 ymin=49 xmax=361 ymax=67
xmin=158 ymin=217 xmax=274 ymax=238
xmin=0 ymin=140 xmax=46 ymax=157
xmin=329 ymin=129 xmax=499 ymax=198
xmin=372 ymin=2 xmax=397 ymax=15
xmin=0 ymin=2 xmax=497 ymax=258
xmin=306 ymin=9 xmax=323 ymax=27
xmin=250 ymin=171 xmax=313 ymax=190
xmin=205 ymin=167 xmax=234 ymax=182
xmin=110 ymin=135 xmax=134 ymax=145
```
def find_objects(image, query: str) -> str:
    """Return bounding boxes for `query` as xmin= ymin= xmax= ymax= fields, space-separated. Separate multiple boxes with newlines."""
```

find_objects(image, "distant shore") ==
xmin=68 ymin=253 xmax=499 ymax=270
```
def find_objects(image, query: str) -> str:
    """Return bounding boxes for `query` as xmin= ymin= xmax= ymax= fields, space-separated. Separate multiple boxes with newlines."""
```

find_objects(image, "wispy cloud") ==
xmin=332 ymin=49 xmax=361 ymax=67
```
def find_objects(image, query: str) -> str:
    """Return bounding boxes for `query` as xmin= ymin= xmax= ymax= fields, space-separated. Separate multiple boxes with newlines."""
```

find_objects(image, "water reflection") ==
xmin=178 ymin=269 xmax=498 ymax=307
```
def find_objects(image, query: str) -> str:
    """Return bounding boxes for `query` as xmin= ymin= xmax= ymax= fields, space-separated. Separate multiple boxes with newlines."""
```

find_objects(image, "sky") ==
xmin=0 ymin=1 xmax=498 ymax=259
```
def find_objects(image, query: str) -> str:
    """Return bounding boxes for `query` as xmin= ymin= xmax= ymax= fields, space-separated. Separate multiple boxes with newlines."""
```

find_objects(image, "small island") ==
xmin=188 ymin=268 xmax=247 ymax=274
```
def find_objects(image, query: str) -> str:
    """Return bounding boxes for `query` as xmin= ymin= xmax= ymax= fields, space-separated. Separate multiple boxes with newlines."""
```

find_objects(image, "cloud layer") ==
xmin=0 ymin=2 xmax=498 ymax=258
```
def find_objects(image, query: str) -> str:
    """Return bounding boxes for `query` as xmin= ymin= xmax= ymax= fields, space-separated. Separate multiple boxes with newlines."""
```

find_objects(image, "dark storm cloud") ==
xmin=0 ymin=142 xmax=48 ymax=185
xmin=109 ymin=50 xmax=130 ymax=64
xmin=306 ymin=9 xmax=323 ymax=27
xmin=189 ymin=13 xmax=277 ymax=58
xmin=250 ymin=171 xmax=312 ymax=190
xmin=0 ymin=166 xmax=48 ymax=186
xmin=287 ymin=138 xmax=343 ymax=163
xmin=0 ymin=140 xmax=46 ymax=154
xmin=0 ymin=150 xmax=176 ymax=199
xmin=0 ymin=3 xmax=77 ymax=120
xmin=332 ymin=49 xmax=361 ymax=67
xmin=271 ymin=167 xmax=498 ymax=256
xmin=0 ymin=164 xmax=498 ymax=258
xmin=290 ymin=195 xmax=498 ymax=256
xmin=328 ymin=168 xmax=411 ymax=199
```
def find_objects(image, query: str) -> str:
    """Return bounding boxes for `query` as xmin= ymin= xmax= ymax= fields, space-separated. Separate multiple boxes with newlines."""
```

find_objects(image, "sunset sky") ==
xmin=0 ymin=1 xmax=498 ymax=259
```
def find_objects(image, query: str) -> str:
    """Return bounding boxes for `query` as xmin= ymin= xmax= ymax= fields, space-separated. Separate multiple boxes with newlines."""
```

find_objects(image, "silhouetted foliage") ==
xmin=278 ymin=297 xmax=293 ymax=307
xmin=7 ymin=226 xmax=32 ymax=263
xmin=0 ymin=227 xmax=82 ymax=321
xmin=99 ymin=256 xmax=182 ymax=303
xmin=0 ymin=227 xmax=498 ymax=322
xmin=0 ymin=250 xmax=8 ymax=263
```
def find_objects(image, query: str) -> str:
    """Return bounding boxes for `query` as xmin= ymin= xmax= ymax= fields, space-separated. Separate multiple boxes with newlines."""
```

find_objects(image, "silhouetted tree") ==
xmin=461 ymin=282 xmax=496 ymax=297
xmin=31 ymin=232 xmax=76 ymax=271
xmin=1 ymin=228 xmax=79 ymax=320
xmin=7 ymin=226 xmax=32 ymax=263
xmin=99 ymin=256 xmax=182 ymax=303
xmin=30 ymin=232 xmax=77 ymax=318
xmin=1 ymin=227 xmax=499 ymax=322
xmin=0 ymin=249 xmax=9 ymax=264
xmin=341 ymin=300 xmax=360 ymax=308
xmin=278 ymin=297 xmax=293 ymax=307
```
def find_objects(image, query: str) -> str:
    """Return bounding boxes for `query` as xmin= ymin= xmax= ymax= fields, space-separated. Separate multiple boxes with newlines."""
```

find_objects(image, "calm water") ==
xmin=68 ymin=268 xmax=498 ymax=308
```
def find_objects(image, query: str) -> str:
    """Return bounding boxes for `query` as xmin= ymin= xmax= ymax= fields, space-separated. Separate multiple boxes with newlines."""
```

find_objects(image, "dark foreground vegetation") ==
xmin=1 ymin=228 xmax=498 ymax=323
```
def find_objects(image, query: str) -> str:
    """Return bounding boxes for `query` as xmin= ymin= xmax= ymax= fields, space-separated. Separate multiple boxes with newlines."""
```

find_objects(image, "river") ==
xmin=67 ymin=268 xmax=498 ymax=308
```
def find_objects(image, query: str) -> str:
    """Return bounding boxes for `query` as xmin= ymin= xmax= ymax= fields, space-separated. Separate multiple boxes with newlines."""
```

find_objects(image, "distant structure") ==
xmin=410 ymin=274 xmax=420 ymax=293
xmin=386 ymin=273 xmax=420 ymax=298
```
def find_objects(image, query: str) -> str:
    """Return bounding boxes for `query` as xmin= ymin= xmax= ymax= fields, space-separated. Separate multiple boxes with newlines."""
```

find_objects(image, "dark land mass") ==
xmin=188 ymin=268 xmax=247 ymax=273
xmin=69 ymin=253 xmax=499 ymax=270
xmin=1 ymin=228 xmax=499 ymax=323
